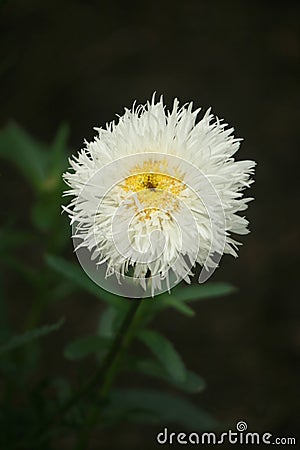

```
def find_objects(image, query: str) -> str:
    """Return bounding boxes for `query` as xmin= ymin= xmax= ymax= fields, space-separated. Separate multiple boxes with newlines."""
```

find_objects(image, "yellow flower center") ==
xmin=120 ymin=160 xmax=185 ymax=219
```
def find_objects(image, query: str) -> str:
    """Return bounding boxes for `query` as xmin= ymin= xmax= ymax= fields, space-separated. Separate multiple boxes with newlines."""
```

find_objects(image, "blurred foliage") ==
xmin=0 ymin=124 xmax=236 ymax=449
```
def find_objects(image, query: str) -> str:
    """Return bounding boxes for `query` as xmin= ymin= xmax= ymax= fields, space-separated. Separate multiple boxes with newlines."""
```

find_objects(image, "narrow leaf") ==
xmin=137 ymin=329 xmax=186 ymax=383
xmin=173 ymin=282 xmax=237 ymax=302
xmin=98 ymin=307 xmax=118 ymax=338
xmin=161 ymin=295 xmax=195 ymax=316
xmin=133 ymin=358 xmax=206 ymax=393
xmin=45 ymin=255 xmax=126 ymax=309
xmin=0 ymin=123 xmax=48 ymax=190
xmin=0 ymin=318 xmax=64 ymax=355
xmin=64 ymin=335 xmax=111 ymax=360
xmin=106 ymin=388 xmax=218 ymax=430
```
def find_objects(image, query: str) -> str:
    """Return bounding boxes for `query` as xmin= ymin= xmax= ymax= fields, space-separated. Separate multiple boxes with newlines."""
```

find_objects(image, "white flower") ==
xmin=63 ymin=95 xmax=255 ymax=297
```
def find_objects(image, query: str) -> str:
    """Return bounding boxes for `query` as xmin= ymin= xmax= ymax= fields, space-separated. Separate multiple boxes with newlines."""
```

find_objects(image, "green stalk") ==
xmin=75 ymin=298 xmax=142 ymax=449
xmin=17 ymin=298 xmax=143 ymax=449
xmin=99 ymin=300 xmax=142 ymax=396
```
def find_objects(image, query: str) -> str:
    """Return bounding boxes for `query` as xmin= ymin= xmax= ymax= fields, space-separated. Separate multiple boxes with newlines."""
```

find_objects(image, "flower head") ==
xmin=63 ymin=95 xmax=255 ymax=297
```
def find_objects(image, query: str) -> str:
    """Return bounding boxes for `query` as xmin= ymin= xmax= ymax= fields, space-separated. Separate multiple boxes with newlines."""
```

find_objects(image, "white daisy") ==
xmin=63 ymin=95 xmax=255 ymax=297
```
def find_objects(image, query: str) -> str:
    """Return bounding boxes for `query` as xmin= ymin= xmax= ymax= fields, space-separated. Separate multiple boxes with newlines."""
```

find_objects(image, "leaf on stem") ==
xmin=137 ymin=329 xmax=187 ymax=383
xmin=131 ymin=357 xmax=206 ymax=393
xmin=147 ymin=294 xmax=195 ymax=316
xmin=45 ymin=255 xmax=126 ymax=309
xmin=172 ymin=282 xmax=237 ymax=302
xmin=64 ymin=335 xmax=111 ymax=360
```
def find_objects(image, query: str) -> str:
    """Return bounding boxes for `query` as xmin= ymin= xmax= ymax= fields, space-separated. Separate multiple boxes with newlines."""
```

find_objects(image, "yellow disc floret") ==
xmin=120 ymin=159 xmax=185 ymax=219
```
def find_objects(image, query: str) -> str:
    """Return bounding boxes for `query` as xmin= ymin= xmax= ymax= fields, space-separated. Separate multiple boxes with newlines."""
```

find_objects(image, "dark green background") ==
xmin=1 ymin=1 xmax=299 ymax=448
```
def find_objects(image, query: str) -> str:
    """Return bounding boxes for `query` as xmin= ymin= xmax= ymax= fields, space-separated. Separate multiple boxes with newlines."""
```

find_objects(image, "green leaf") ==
xmin=132 ymin=286 xmax=212 ymax=325
xmin=64 ymin=335 xmax=111 ymax=360
xmin=137 ymin=329 xmax=186 ymax=383
xmin=35 ymin=123 xmax=70 ymax=199
xmin=105 ymin=388 xmax=218 ymax=430
xmin=173 ymin=282 xmax=237 ymax=302
xmin=0 ymin=122 xmax=70 ymax=195
xmin=132 ymin=295 xmax=194 ymax=329
xmin=132 ymin=358 xmax=206 ymax=393
xmin=45 ymin=255 xmax=126 ymax=309
xmin=0 ymin=318 xmax=64 ymax=355
xmin=158 ymin=294 xmax=195 ymax=316
xmin=0 ymin=123 xmax=48 ymax=190
xmin=98 ymin=307 xmax=118 ymax=338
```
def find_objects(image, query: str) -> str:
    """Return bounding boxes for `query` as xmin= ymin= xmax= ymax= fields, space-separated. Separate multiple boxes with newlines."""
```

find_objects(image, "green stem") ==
xmin=18 ymin=299 xmax=143 ymax=449
xmin=98 ymin=302 xmax=140 ymax=397
xmin=66 ymin=298 xmax=142 ymax=412
xmin=75 ymin=299 xmax=142 ymax=449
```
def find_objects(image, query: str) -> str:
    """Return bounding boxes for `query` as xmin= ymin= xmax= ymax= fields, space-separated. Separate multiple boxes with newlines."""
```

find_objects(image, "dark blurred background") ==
xmin=1 ymin=0 xmax=299 ymax=448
